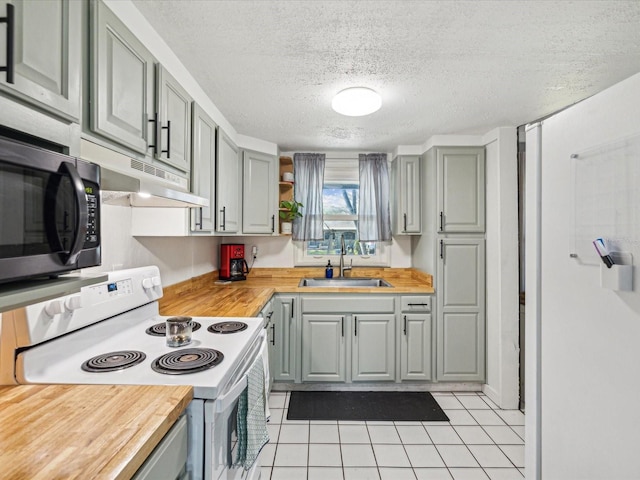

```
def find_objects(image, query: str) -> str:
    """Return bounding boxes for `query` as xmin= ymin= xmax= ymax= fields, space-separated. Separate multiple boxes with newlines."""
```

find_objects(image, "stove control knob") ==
xmin=44 ymin=300 xmax=65 ymax=317
xmin=152 ymin=276 xmax=161 ymax=287
xmin=142 ymin=278 xmax=154 ymax=290
xmin=64 ymin=295 xmax=83 ymax=311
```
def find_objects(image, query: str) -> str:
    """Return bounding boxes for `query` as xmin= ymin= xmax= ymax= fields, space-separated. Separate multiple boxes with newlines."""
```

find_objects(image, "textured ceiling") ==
xmin=131 ymin=0 xmax=640 ymax=151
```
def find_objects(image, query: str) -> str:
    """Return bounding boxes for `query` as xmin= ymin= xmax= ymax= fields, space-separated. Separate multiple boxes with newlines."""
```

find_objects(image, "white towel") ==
xmin=234 ymin=353 xmax=269 ymax=470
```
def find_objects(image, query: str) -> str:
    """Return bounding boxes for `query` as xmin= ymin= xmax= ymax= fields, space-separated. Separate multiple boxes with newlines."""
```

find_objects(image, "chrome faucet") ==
xmin=339 ymin=236 xmax=353 ymax=277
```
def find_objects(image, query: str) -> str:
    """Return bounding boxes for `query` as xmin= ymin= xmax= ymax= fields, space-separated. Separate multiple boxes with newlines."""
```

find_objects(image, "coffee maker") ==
xmin=219 ymin=244 xmax=249 ymax=281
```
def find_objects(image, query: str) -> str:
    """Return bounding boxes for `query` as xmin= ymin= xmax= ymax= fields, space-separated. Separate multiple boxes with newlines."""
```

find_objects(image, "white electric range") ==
xmin=0 ymin=266 xmax=267 ymax=480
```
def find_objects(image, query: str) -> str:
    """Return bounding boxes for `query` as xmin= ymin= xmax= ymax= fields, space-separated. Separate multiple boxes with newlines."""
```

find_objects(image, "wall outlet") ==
xmin=252 ymin=245 xmax=258 ymax=256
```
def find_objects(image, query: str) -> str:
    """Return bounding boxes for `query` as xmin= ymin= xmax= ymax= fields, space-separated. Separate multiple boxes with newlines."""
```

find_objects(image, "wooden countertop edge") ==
xmin=0 ymin=384 xmax=193 ymax=480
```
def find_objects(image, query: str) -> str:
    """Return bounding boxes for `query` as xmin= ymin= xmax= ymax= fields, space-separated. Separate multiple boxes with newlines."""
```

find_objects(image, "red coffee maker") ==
xmin=219 ymin=244 xmax=249 ymax=281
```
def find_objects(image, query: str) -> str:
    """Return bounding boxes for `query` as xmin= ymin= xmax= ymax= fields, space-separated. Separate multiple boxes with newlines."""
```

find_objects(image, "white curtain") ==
xmin=358 ymin=153 xmax=391 ymax=242
xmin=293 ymin=153 xmax=325 ymax=241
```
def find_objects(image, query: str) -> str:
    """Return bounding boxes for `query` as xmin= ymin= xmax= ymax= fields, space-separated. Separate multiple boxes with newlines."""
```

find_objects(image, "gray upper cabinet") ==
xmin=242 ymin=150 xmax=277 ymax=234
xmin=156 ymin=65 xmax=192 ymax=173
xmin=0 ymin=0 xmax=81 ymax=121
xmin=190 ymin=103 xmax=216 ymax=233
xmin=91 ymin=0 xmax=155 ymax=154
xmin=392 ymin=155 xmax=421 ymax=234
xmin=436 ymin=147 xmax=485 ymax=233
xmin=436 ymin=237 xmax=486 ymax=382
xmin=352 ymin=314 xmax=395 ymax=382
xmin=215 ymin=128 xmax=240 ymax=233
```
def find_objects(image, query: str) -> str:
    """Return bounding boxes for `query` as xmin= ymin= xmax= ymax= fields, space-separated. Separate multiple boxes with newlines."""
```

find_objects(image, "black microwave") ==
xmin=0 ymin=135 xmax=101 ymax=284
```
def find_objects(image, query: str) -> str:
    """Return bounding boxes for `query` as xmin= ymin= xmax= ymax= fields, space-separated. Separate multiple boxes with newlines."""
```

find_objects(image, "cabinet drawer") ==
xmin=301 ymin=295 xmax=395 ymax=313
xmin=400 ymin=296 xmax=432 ymax=312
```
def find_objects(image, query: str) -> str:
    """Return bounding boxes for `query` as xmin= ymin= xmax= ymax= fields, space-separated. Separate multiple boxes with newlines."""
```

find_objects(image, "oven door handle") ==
xmin=214 ymin=375 xmax=248 ymax=413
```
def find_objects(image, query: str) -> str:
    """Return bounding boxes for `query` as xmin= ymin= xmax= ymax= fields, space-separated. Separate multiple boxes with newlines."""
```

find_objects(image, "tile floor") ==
xmin=261 ymin=391 xmax=525 ymax=480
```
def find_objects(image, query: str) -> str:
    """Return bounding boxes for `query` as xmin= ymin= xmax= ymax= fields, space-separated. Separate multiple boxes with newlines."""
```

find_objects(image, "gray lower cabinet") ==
xmin=215 ymin=128 xmax=241 ymax=233
xmin=301 ymin=314 xmax=346 ymax=382
xmin=352 ymin=314 xmax=395 ymax=381
xmin=272 ymin=295 xmax=297 ymax=382
xmin=91 ymin=0 xmax=155 ymax=154
xmin=242 ymin=150 xmax=277 ymax=234
xmin=156 ymin=65 xmax=192 ymax=173
xmin=190 ymin=103 xmax=216 ymax=233
xmin=400 ymin=313 xmax=433 ymax=381
xmin=0 ymin=0 xmax=81 ymax=122
xmin=436 ymin=237 xmax=485 ymax=381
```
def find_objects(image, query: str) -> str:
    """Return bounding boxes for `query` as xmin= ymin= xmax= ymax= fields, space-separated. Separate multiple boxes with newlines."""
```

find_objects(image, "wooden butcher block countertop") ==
xmin=160 ymin=267 xmax=434 ymax=318
xmin=0 ymin=384 xmax=193 ymax=480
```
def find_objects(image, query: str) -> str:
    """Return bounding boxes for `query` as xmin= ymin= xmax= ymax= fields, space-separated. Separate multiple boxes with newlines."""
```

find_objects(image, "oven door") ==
xmin=204 ymin=332 xmax=267 ymax=480
xmin=0 ymin=136 xmax=100 ymax=283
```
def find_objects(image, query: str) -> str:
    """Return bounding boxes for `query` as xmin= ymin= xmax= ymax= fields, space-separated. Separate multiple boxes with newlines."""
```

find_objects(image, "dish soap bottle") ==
xmin=325 ymin=260 xmax=333 ymax=278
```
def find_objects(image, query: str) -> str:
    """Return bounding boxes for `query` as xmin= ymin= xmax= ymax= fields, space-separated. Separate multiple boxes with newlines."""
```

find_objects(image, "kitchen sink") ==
xmin=298 ymin=277 xmax=393 ymax=288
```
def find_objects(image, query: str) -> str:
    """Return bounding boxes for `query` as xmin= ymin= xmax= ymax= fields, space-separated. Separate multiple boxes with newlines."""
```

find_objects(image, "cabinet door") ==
xmin=91 ymin=0 xmax=155 ymax=154
xmin=190 ymin=103 xmax=216 ymax=232
xmin=242 ymin=150 xmax=276 ymax=234
xmin=437 ymin=147 xmax=485 ymax=233
xmin=215 ymin=129 xmax=240 ymax=233
xmin=302 ymin=314 xmax=345 ymax=382
xmin=400 ymin=313 xmax=432 ymax=381
xmin=394 ymin=156 xmax=421 ymax=234
xmin=0 ymin=0 xmax=81 ymax=121
xmin=436 ymin=237 xmax=485 ymax=381
xmin=156 ymin=65 xmax=192 ymax=173
xmin=352 ymin=314 xmax=395 ymax=382
xmin=273 ymin=295 xmax=297 ymax=381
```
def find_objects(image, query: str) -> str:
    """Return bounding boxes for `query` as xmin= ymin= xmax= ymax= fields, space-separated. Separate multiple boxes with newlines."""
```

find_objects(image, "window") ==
xmin=294 ymin=156 xmax=390 ymax=266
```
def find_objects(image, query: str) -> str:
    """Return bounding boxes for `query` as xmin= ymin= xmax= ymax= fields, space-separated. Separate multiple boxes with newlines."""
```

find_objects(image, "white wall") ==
xmin=532 ymin=71 xmax=640 ymax=479
xmin=86 ymin=205 xmax=221 ymax=286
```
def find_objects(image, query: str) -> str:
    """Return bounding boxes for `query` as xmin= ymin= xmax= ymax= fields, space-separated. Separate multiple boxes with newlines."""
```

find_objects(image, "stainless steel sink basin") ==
xmin=298 ymin=277 xmax=393 ymax=288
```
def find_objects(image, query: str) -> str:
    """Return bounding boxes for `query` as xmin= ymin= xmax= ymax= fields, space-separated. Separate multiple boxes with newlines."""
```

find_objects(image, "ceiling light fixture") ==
xmin=332 ymin=87 xmax=382 ymax=116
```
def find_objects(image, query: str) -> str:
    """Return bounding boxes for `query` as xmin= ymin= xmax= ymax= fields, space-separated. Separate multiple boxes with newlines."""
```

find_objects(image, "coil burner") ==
xmin=81 ymin=351 xmax=146 ymax=372
xmin=151 ymin=348 xmax=224 ymax=375
xmin=145 ymin=321 xmax=201 ymax=336
xmin=207 ymin=321 xmax=248 ymax=334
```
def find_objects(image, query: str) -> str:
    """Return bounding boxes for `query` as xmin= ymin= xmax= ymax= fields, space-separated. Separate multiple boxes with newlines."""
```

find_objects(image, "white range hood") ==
xmin=80 ymin=139 xmax=208 ymax=208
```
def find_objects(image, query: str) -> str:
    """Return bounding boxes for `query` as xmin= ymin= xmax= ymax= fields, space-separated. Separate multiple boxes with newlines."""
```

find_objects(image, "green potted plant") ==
xmin=279 ymin=200 xmax=303 ymax=234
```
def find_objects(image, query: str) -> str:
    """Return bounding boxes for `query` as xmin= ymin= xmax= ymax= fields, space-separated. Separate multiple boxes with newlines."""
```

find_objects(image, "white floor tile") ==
xmin=261 ymin=466 xmax=272 ymax=480
xmin=499 ymin=445 xmax=525 ymax=468
xmin=273 ymin=444 xmax=308 ymax=467
xmin=267 ymin=424 xmax=280 ymax=444
xmin=271 ymin=466 xmax=307 ymax=479
xmin=453 ymin=426 xmax=494 ymax=444
xmin=268 ymin=408 xmax=284 ymax=425
xmin=278 ymin=424 xmax=310 ymax=443
xmin=404 ymin=444 xmax=446 ymax=468
xmin=448 ymin=468 xmax=490 ymax=480
xmin=468 ymin=410 xmax=507 ymax=426
xmin=445 ymin=409 xmax=479 ymax=426
xmin=396 ymin=425 xmax=432 ymax=444
xmin=425 ymin=425 xmax=463 ymax=444
xmin=436 ymin=445 xmax=479 ymax=467
xmin=414 ymin=468 xmax=453 ymax=480
xmin=484 ymin=467 xmax=525 ymax=480
xmin=309 ymin=444 xmax=342 ymax=466
xmin=368 ymin=425 xmax=402 ymax=444
xmin=311 ymin=420 xmax=339 ymax=425
xmin=339 ymin=424 xmax=371 ymax=443
xmin=435 ymin=395 xmax=466 ymax=409
xmin=482 ymin=426 xmax=524 ymax=445
xmin=268 ymin=393 xmax=287 ymax=409
xmin=394 ymin=421 xmax=423 ymax=426
xmin=456 ymin=395 xmax=491 ymax=410
xmin=495 ymin=410 xmax=525 ymax=426
xmin=261 ymin=443 xmax=276 ymax=466
xmin=339 ymin=420 xmax=368 ymax=425
xmin=479 ymin=396 xmax=500 ymax=410
xmin=310 ymin=424 xmax=340 ymax=443
xmin=367 ymin=420 xmax=395 ymax=426
xmin=379 ymin=467 xmax=417 ymax=479
xmin=467 ymin=445 xmax=513 ymax=467
xmin=344 ymin=467 xmax=381 ymax=480
xmin=372 ymin=444 xmax=411 ymax=467
xmin=510 ymin=426 xmax=525 ymax=440
xmin=308 ymin=466 xmax=344 ymax=480
xmin=341 ymin=444 xmax=377 ymax=467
